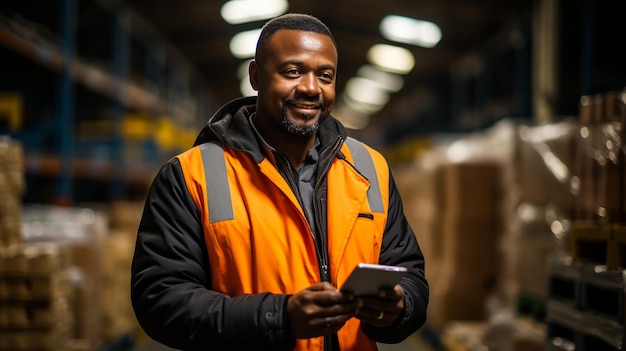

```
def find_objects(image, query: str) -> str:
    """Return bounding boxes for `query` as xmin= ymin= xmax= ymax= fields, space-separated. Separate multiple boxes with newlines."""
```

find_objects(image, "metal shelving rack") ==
xmin=0 ymin=0 xmax=213 ymax=204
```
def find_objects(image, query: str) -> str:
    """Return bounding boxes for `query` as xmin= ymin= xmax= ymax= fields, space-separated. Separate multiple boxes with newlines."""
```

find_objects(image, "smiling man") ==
xmin=250 ymin=17 xmax=337 ymax=167
xmin=131 ymin=13 xmax=428 ymax=351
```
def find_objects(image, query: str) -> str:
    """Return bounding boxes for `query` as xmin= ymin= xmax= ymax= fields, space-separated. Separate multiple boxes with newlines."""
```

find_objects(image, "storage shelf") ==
xmin=24 ymin=154 xmax=154 ymax=184
xmin=0 ymin=0 xmax=211 ymax=204
xmin=0 ymin=21 xmax=164 ymax=115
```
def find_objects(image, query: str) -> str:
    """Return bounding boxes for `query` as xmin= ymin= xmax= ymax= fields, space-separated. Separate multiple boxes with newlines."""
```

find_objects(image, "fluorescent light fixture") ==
xmin=345 ymin=77 xmax=390 ymax=108
xmin=356 ymin=65 xmax=404 ymax=92
xmin=367 ymin=44 xmax=415 ymax=74
xmin=343 ymin=93 xmax=383 ymax=115
xmin=221 ymin=0 xmax=289 ymax=24
xmin=229 ymin=29 xmax=262 ymax=59
xmin=380 ymin=15 xmax=442 ymax=48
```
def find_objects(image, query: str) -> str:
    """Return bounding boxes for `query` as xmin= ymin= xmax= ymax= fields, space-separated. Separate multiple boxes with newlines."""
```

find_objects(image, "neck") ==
xmin=252 ymin=114 xmax=315 ymax=170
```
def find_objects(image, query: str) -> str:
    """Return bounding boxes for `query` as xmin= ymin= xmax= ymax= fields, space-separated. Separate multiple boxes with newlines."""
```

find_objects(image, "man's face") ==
xmin=250 ymin=29 xmax=338 ymax=137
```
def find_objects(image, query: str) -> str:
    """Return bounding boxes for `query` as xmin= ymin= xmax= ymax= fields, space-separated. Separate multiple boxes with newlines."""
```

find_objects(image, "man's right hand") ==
xmin=287 ymin=282 xmax=357 ymax=338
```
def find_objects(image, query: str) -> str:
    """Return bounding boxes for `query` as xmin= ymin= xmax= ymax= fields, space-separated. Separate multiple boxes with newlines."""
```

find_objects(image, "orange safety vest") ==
xmin=176 ymin=137 xmax=390 ymax=351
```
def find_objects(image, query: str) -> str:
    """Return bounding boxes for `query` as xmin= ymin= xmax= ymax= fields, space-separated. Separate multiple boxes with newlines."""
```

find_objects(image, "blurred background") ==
xmin=0 ymin=0 xmax=625 ymax=350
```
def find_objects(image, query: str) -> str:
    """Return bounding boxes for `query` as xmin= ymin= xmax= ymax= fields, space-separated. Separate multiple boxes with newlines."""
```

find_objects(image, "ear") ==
xmin=249 ymin=59 xmax=259 ymax=91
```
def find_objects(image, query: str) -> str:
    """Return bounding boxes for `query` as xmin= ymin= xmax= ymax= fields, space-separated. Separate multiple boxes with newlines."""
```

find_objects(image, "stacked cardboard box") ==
xmin=68 ymin=238 xmax=104 ymax=351
xmin=21 ymin=206 xmax=108 ymax=351
xmin=0 ymin=243 xmax=73 ymax=351
xmin=424 ymin=161 xmax=502 ymax=331
xmin=100 ymin=229 xmax=137 ymax=342
xmin=392 ymin=128 xmax=512 ymax=332
xmin=101 ymin=201 xmax=144 ymax=344
xmin=392 ymin=153 xmax=444 ymax=302
xmin=0 ymin=136 xmax=25 ymax=248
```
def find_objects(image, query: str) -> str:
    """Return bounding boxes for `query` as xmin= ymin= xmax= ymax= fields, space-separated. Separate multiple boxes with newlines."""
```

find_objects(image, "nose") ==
xmin=297 ymin=72 xmax=321 ymax=96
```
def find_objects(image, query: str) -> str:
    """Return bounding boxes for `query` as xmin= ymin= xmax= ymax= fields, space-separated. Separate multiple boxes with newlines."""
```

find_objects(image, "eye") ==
xmin=319 ymin=72 xmax=334 ymax=83
xmin=284 ymin=68 xmax=302 ymax=77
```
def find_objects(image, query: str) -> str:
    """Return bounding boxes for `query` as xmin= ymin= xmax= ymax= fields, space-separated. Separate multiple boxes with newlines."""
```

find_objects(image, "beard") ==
xmin=281 ymin=99 xmax=326 ymax=137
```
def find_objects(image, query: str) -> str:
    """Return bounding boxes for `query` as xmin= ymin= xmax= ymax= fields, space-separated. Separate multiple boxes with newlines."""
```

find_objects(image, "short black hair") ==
xmin=255 ymin=13 xmax=336 ymax=61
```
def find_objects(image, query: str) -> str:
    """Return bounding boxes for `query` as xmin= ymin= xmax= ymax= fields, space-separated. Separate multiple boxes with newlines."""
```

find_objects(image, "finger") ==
xmin=356 ymin=305 xmax=384 ymax=320
xmin=308 ymin=281 xmax=338 ymax=292
xmin=319 ymin=314 xmax=351 ymax=335
xmin=320 ymin=315 xmax=338 ymax=335
xmin=355 ymin=309 xmax=390 ymax=327
xmin=316 ymin=290 xmax=355 ymax=306
xmin=355 ymin=296 xmax=382 ymax=312
xmin=377 ymin=285 xmax=403 ymax=300
xmin=354 ymin=298 xmax=397 ymax=321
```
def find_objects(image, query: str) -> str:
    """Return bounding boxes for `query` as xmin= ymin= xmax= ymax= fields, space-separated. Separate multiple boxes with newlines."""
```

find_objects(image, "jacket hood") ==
xmin=193 ymin=96 xmax=348 ymax=163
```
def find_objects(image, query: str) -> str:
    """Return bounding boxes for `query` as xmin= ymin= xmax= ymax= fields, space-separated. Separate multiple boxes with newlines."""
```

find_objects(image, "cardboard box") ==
xmin=441 ymin=162 xmax=501 ymax=218
xmin=100 ymin=230 xmax=138 ymax=342
xmin=428 ymin=215 xmax=502 ymax=331
xmin=69 ymin=241 xmax=103 ymax=350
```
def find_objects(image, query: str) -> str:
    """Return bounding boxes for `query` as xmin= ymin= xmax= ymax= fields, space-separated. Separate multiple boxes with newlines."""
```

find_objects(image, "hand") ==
xmin=353 ymin=284 xmax=405 ymax=327
xmin=287 ymin=282 xmax=357 ymax=339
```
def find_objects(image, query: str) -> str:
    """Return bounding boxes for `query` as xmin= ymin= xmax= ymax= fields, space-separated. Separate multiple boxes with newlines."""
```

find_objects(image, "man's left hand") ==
xmin=352 ymin=284 xmax=404 ymax=327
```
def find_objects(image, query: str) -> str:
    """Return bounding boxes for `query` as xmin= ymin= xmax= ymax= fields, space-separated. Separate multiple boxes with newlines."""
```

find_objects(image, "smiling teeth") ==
xmin=295 ymin=104 xmax=318 ymax=109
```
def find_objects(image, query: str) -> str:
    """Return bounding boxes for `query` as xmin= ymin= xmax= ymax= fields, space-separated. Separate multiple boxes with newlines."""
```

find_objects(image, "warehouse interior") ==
xmin=0 ymin=0 xmax=625 ymax=350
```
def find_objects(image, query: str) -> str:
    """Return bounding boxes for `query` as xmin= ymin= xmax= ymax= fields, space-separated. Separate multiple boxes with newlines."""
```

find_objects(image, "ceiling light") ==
xmin=229 ymin=29 xmax=262 ymax=59
xmin=356 ymin=65 xmax=404 ymax=92
xmin=367 ymin=44 xmax=415 ymax=75
xmin=380 ymin=15 xmax=442 ymax=48
xmin=345 ymin=77 xmax=390 ymax=108
xmin=221 ymin=0 xmax=289 ymax=25
xmin=342 ymin=94 xmax=383 ymax=115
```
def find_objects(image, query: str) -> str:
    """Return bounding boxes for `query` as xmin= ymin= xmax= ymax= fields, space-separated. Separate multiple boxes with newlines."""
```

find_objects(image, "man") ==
xmin=131 ymin=13 xmax=428 ymax=351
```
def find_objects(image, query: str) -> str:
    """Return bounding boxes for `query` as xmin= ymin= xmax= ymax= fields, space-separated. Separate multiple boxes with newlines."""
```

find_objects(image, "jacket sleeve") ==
xmin=131 ymin=158 xmax=296 ymax=351
xmin=361 ymin=171 xmax=429 ymax=343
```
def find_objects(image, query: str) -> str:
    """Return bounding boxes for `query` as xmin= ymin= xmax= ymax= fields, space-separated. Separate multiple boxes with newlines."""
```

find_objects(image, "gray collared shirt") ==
xmin=249 ymin=114 xmax=320 ymax=236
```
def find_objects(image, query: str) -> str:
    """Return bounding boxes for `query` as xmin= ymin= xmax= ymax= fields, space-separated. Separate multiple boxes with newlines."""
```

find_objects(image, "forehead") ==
xmin=266 ymin=29 xmax=337 ymax=65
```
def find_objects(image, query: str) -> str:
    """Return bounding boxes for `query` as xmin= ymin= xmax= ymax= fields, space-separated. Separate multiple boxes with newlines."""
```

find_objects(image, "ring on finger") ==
xmin=377 ymin=311 xmax=384 ymax=320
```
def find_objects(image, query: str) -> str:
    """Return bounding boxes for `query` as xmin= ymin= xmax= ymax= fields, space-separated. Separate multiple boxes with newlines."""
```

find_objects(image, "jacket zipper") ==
xmin=317 ymin=195 xmax=329 ymax=281
xmin=314 ymin=136 xmax=343 ymax=351
xmin=273 ymin=152 xmax=329 ymax=282
xmin=314 ymin=136 xmax=343 ymax=283
xmin=276 ymin=136 xmax=343 ymax=351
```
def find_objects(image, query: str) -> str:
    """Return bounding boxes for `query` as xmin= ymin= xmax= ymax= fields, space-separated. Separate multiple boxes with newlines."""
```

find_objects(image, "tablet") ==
xmin=340 ymin=263 xmax=407 ymax=297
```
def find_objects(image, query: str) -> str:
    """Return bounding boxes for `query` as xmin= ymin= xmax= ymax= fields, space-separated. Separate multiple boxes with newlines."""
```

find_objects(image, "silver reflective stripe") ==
xmin=200 ymin=142 xmax=234 ymax=222
xmin=345 ymin=137 xmax=384 ymax=213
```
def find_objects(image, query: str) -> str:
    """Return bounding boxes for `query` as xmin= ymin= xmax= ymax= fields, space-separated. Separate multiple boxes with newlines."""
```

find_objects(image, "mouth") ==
xmin=290 ymin=102 xmax=321 ymax=116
